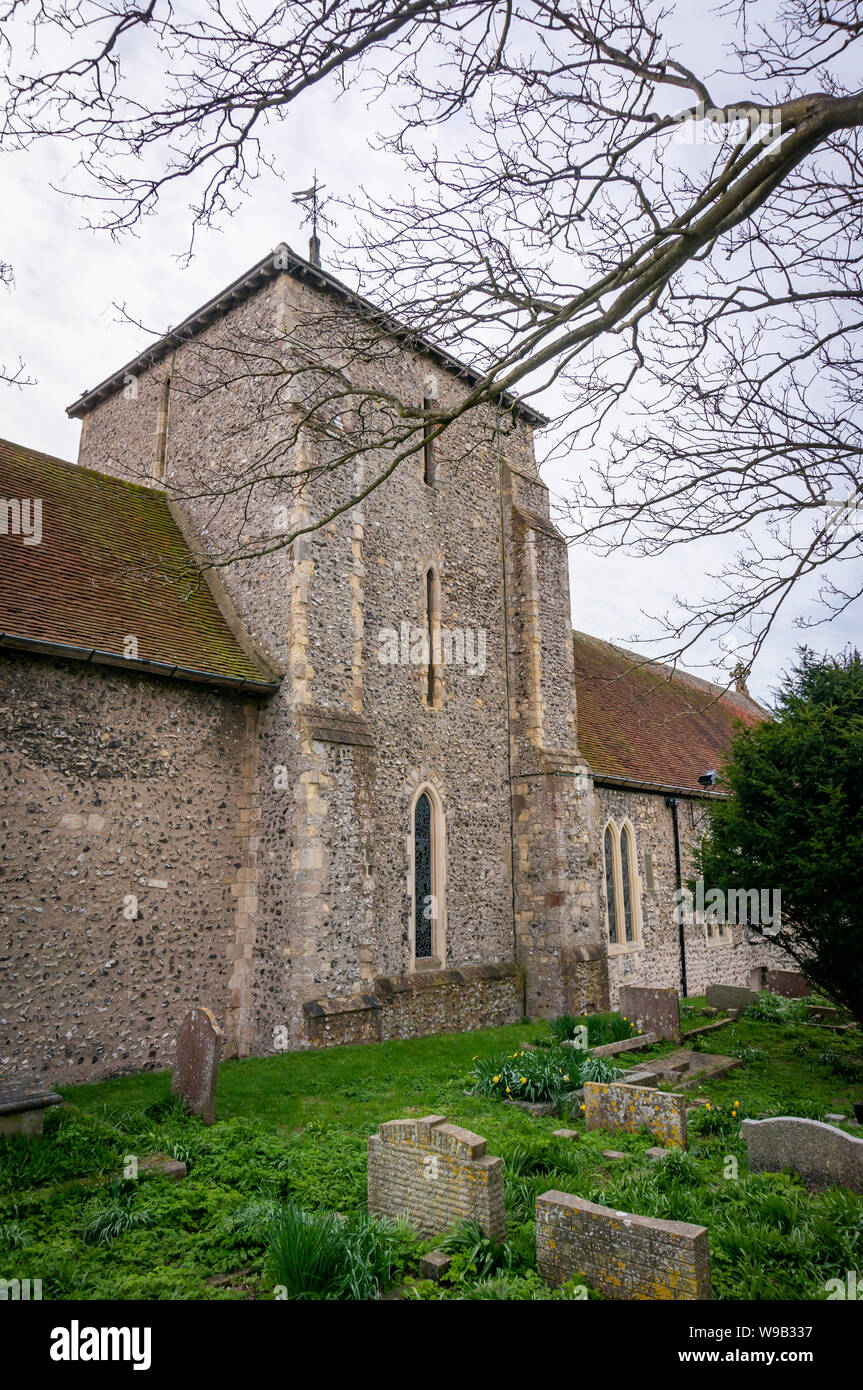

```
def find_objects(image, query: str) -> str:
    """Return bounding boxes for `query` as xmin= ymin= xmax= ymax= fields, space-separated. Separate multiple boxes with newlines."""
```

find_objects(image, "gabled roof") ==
xmin=573 ymin=629 xmax=769 ymax=794
xmin=0 ymin=438 xmax=279 ymax=691
xmin=66 ymin=242 xmax=548 ymax=428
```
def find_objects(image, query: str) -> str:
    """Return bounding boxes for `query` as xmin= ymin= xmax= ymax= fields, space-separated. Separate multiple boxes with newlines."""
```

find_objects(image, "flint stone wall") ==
xmin=743 ymin=1117 xmax=863 ymax=1194
xmin=367 ymin=1114 xmax=505 ymax=1239
xmin=304 ymin=962 xmax=522 ymax=1046
xmin=0 ymin=651 xmax=251 ymax=1083
xmin=584 ymin=1080 xmax=687 ymax=1149
xmin=536 ymin=1191 xmax=711 ymax=1299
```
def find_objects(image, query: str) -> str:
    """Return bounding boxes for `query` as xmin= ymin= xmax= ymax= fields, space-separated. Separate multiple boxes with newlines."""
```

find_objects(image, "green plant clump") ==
xmin=267 ymin=1204 xmax=415 ymax=1300
xmin=743 ymin=991 xmax=808 ymax=1024
xmin=471 ymin=1046 xmax=621 ymax=1104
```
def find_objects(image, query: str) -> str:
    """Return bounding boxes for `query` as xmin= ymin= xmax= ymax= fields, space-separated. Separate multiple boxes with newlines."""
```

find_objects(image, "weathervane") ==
xmin=292 ymin=172 xmax=326 ymax=268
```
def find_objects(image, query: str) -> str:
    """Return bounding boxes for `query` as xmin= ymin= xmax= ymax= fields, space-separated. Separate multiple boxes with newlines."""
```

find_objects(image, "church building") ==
xmin=0 ymin=242 xmax=791 ymax=1082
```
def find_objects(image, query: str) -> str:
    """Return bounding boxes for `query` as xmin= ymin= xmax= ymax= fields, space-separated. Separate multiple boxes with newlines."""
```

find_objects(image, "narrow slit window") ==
xmin=154 ymin=375 xmax=172 ymax=481
xmin=604 ymin=825 xmax=617 ymax=945
xmin=425 ymin=567 xmax=436 ymax=706
xmin=414 ymin=792 xmax=433 ymax=959
xmin=422 ymin=389 xmax=436 ymax=485
xmin=620 ymin=824 xmax=634 ymax=942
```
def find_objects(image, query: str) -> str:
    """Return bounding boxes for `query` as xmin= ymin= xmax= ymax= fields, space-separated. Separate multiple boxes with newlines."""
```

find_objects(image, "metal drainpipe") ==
xmin=666 ymin=795 xmax=688 ymax=999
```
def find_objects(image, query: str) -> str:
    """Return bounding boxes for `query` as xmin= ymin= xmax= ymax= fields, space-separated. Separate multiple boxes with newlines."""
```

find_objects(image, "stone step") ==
xmin=591 ymin=1032 xmax=660 ymax=1057
xmin=682 ymin=1018 xmax=733 ymax=1038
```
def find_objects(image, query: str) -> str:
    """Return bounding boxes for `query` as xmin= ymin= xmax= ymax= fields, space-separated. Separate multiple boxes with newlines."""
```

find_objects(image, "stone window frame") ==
xmin=423 ymin=561 xmax=443 ymax=710
xmin=602 ymin=816 xmax=644 ymax=955
xmin=422 ymin=374 xmax=439 ymax=489
xmin=697 ymin=832 xmax=732 ymax=945
xmin=407 ymin=780 xmax=447 ymax=971
xmin=705 ymin=914 xmax=733 ymax=945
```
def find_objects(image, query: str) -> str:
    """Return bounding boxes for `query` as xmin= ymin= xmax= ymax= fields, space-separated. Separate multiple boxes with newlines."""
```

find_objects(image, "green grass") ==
xmin=1 ymin=1010 xmax=861 ymax=1301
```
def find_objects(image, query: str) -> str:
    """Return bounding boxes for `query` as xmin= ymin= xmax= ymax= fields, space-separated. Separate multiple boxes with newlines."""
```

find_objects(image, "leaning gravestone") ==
xmin=705 ymin=984 xmax=757 ymax=1012
xmin=171 ymin=1007 xmax=222 ymax=1124
xmin=742 ymin=1117 xmax=863 ymax=1194
xmin=618 ymin=985 xmax=681 ymax=1042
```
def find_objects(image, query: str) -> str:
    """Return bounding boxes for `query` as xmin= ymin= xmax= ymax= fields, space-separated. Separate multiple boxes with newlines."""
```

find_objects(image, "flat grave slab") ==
xmin=0 ymin=1079 xmax=64 ymax=1137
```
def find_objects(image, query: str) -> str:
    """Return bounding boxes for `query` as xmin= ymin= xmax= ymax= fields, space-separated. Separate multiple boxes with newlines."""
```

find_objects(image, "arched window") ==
xmin=620 ymin=823 xmax=635 ymax=943
xmin=602 ymin=818 xmax=642 ymax=949
xmin=411 ymin=785 xmax=446 ymax=965
xmin=414 ymin=792 xmax=433 ymax=958
xmin=604 ymin=824 xmax=617 ymax=945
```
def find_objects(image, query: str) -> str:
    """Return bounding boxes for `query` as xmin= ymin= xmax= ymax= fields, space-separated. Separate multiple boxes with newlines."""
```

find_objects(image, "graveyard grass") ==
xmin=2 ymin=1001 xmax=863 ymax=1301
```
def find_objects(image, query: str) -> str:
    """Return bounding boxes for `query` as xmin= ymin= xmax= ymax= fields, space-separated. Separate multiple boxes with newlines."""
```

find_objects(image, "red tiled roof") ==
xmin=573 ymin=629 xmax=769 ymax=792
xmin=0 ymin=437 xmax=278 ymax=690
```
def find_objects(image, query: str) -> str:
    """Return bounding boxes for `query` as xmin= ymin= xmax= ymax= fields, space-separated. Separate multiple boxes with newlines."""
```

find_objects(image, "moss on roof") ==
xmin=0 ymin=437 xmax=276 ymax=689
xmin=573 ymin=629 xmax=768 ymax=791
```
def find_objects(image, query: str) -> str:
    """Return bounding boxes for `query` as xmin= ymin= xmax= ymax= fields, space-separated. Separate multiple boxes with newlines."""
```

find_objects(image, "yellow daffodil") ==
xmin=705 ymin=1102 xmax=712 ymax=1111
xmin=563 ymin=1075 xmax=569 ymax=1082
xmin=520 ymin=1076 xmax=527 ymax=1084
xmin=492 ymin=1075 xmax=501 ymax=1083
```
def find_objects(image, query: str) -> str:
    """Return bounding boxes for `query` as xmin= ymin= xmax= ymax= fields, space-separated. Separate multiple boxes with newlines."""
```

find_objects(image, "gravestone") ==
xmin=537 ymin=1191 xmax=711 ymax=1300
xmin=171 ymin=1007 xmax=222 ymax=1124
xmin=0 ymin=1079 xmax=63 ymax=1138
xmin=618 ymin=985 xmax=681 ymax=1042
xmin=584 ymin=1080 xmax=687 ymax=1148
xmin=368 ymin=1114 xmax=505 ymax=1239
xmin=705 ymin=984 xmax=756 ymax=1012
xmin=742 ymin=1117 xmax=863 ymax=1194
xmin=765 ymin=969 xmax=810 ymax=999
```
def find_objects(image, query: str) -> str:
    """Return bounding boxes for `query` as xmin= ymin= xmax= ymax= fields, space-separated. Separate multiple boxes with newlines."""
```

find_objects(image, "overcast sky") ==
xmin=2 ymin=7 xmax=860 ymax=708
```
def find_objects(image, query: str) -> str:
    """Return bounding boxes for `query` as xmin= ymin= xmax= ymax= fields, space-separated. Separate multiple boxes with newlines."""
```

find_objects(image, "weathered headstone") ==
xmin=584 ymin=1080 xmax=687 ymax=1148
xmin=171 ymin=1006 xmax=222 ymax=1124
xmin=618 ymin=985 xmax=681 ymax=1042
xmin=367 ymin=1114 xmax=505 ymax=1239
xmin=765 ymin=969 xmax=810 ymax=999
xmin=0 ymin=1080 xmax=63 ymax=1138
xmin=536 ymin=1191 xmax=711 ymax=1300
xmin=742 ymin=1117 xmax=863 ymax=1194
xmin=705 ymin=984 xmax=757 ymax=1012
